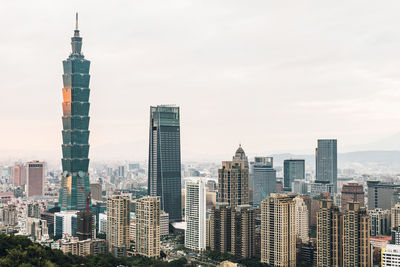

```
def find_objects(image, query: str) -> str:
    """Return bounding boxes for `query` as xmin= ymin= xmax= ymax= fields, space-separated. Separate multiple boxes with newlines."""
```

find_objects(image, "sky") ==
xmin=1 ymin=1 xmax=400 ymax=164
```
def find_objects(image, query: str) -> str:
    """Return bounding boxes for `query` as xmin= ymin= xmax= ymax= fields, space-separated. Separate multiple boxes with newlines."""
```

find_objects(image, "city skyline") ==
xmin=2 ymin=1 xmax=400 ymax=162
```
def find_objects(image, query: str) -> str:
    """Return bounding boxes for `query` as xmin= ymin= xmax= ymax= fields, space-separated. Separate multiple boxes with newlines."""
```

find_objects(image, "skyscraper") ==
xmin=294 ymin=196 xmax=309 ymax=243
xmin=283 ymin=159 xmax=305 ymax=190
xmin=231 ymin=204 xmax=255 ymax=259
xmin=341 ymin=182 xmax=364 ymax=210
xmin=107 ymin=196 xmax=130 ymax=257
xmin=261 ymin=193 xmax=296 ymax=267
xmin=185 ymin=179 xmax=206 ymax=251
xmin=135 ymin=196 xmax=160 ymax=258
xmin=218 ymin=146 xmax=249 ymax=206
xmin=250 ymin=157 xmax=276 ymax=206
xmin=26 ymin=161 xmax=45 ymax=197
xmin=367 ymin=181 xmax=400 ymax=210
xmin=148 ymin=105 xmax=181 ymax=222
xmin=13 ymin=164 xmax=26 ymax=186
xmin=315 ymin=139 xmax=337 ymax=193
xmin=59 ymin=14 xmax=91 ymax=211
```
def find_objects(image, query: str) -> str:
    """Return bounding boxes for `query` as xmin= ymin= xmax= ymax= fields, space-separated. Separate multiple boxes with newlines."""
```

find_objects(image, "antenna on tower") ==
xmin=75 ymin=12 xmax=78 ymax=30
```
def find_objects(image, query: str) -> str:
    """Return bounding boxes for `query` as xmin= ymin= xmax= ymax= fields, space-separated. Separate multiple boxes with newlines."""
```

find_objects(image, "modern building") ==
xmin=106 ymin=196 xmax=130 ymax=256
xmin=250 ymin=157 xmax=276 ymax=206
xmin=148 ymin=105 xmax=181 ymax=222
xmin=59 ymin=14 xmax=91 ymax=211
xmin=98 ymin=213 xmax=107 ymax=235
xmin=341 ymin=182 xmax=364 ymax=210
xmin=60 ymin=237 xmax=107 ymax=256
xmin=316 ymin=199 xmax=342 ymax=267
xmin=261 ymin=193 xmax=296 ymax=267
xmin=26 ymin=217 xmax=49 ymax=241
xmin=294 ymin=195 xmax=309 ymax=243
xmin=54 ymin=211 xmax=78 ymax=237
xmin=2 ymin=204 xmax=17 ymax=227
xmin=13 ymin=164 xmax=26 ymax=186
xmin=392 ymin=227 xmax=400 ymax=245
xmin=382 ymin=244 xmax=400 ymax=267
xmin=291 ymin=179 xmax=309 ymax=195
xmin=393 ymin=204 xmax=400 ymax=228
xmin=27 ymin=203 xmax=41 ymax=219
xmin=26 ymin=161 xmax=45 ymax=197
xmin=315 ymin=139 xmax=337 ymax=193
xmin=368 ymin=208 xmax=391 ymax=236
xmin=218 ymin=146 xmax=249 ymax=207
xmin=283 ymin=159 xmax=305 ymax=190
xmin=185 ymin=179 xmax=206 ymax=251
xmin=342 ymin=202 xmax=370 ymax=267
xmin=368 ymin=181 xmax=400 ymax=210
xmin=309 ymin=180 xmax=334 ymax=197
xmin=231 ymin=204 xmax=255 ymax=259
xmin=209 ymin=203 xmax=232 ymax=254
xmin=160 ymin=211 xmax=169 ymax=236
xmin=76 ymin=211 xmax=94 ymax=240
xmin=135 ymin=196 xmax=160 ymax=258
xmin=90 ymin=184 xmax=102 ymax=201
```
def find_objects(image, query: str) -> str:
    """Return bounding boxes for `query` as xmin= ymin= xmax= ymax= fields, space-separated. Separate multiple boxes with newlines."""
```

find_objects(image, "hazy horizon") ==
xmin=2 ymin=1 xmax=400 ymax=163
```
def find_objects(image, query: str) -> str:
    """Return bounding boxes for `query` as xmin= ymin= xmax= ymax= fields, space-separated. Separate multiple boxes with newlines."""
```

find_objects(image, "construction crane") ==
xmin=77 ymin=180 xmax=91 ymax=212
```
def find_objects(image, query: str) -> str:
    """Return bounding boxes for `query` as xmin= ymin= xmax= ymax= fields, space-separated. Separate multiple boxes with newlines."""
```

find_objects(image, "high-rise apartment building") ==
xmin=54 ymin=211 xmax=78 ymax=237
xmin=261 ymin=193 xmax=296 ymax=267
xmin=341 ymin=182 xmax=364 ymax=210
xmin=76 ymin=211 xmax=94 ymax=240
xmin=382 ymin=244 xmax=400 ymax=267
xmin=218 ymin=146 xmax=249 ymax=207
xmin=342 ymin=202 xmax=370 ymax=267
xmin=106 ymin=196 xmax=130 ymax=256
xmin=2 ymin=204 xmax=17 ymax=227
xmin=316 ymin=199 xmax=342 ymax=267
xmin=393 ymin=204 xmax=400 ymax=228
xmin=368 ymin=181 xmax=400 ymax=210
xmin=210 ymin=203 xmax=232 ymax=254
xmin=27 ymin=203 xmax=41 ymax=219
xmin=59 ymin=14 xmax=91 ymax=211
xmin=148 ymin=105 xmax=181 ymax=222
xmin=160 ymin=211 xmax=169 ymax=236
xmin=283 ymin=159 xmax=305 ymax=190
xmin=231 ymin=205 xmax=255 ymax=259
xmin=135 ymin=196 xmax=160 ymax=258
xmin=13 ymin=164 xmax=26 ymax=186
xmin=250 ymin=157 xmax=276 ymax=206
xmin=26 ymin=161 xmax=45 ymax=197
xmin=185 ymin=179 xmax=206 ymax=251
xmin=368 ymin=208 xmax=391 ymax=236
xmin=294 ymin=196 xmax=309 ymax=243
xmin=315 ymin=139 xmax=337 ymax=193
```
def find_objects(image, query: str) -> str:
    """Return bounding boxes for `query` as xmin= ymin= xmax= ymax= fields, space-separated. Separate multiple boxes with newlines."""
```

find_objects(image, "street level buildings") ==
xmin=148 ymin=105 xmax=182 ymax=222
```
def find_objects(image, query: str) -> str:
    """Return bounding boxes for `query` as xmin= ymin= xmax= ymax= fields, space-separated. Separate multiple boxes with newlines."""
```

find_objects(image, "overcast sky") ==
xmin=1 ymin=1 xmax=400 ymax=164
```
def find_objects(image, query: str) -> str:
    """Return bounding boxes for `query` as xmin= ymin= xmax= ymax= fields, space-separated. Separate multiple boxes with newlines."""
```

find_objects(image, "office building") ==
xmin=316 ymin=199 xmax=342 ymax=267
xmin=342 ymin=202 xmax=370 ymax=267
xmin=59 ymin=14 xmax=91 ymax=211
xmin=231 ymin=205 xmax=255 ymax=259
xmin=368 ymin=181 xmax=400 ymax=210
xmin=283 ymin=159 xmax=305 ymax=190
xmin=250 ymin=157 xmax=276 ymax=206
xmin=369 ymin=208 xmax=391 ymax=236
xmin=148 ymin=105 xmax=181 ymax=222
xmin=107 ymin=196 xmax=130 ymax=256
xmin=54 ymin=211 xmax=78 ymax=237
xmin=309 ymin=180 xmax=334 ymax=197
xmin=294 ymin=196 xmax=309 ymax=243
xmin=218 ymin=146 xmax=249 ymax=206
xmin=26 ymin=161 xmax=45 ymax=197
xmin=382 ymin=244 xmax=400 ymax=267
xmin=13 ymin=164 xmax=26 ymax=186
xmin=261 ymin=193 xmax=296 ymax=267
xmin=90 ymin=184 xmax=102 ymax=201
xmin=118 ymin=166 xmax=125 ymax=178
xmin=315 ymin=139 xmax=337 ymax=193
xmin=185 ymin=179 xmax=206 ymax=251
xmin=291 ymin=179 xmax=309 ymax=195
xmin=341 ymin=183 xmax=364 ymax=210
xmin=135 ymin=196 xmax=160 ymax=258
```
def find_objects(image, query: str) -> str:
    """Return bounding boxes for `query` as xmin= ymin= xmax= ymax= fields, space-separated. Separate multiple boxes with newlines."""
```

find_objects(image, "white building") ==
xmin=382 ymin=244 xmax=400 ymax=266
xmin=185 ymin=178 xmax=206 ymax=251
xmin=98 ymin=213 xmax=107 ymax=234
xmin=54 ymin=211 xmax=78 ymax=237
xmin=309 ymin=181 xmax=334 ymax=197
xmin=294 ymin=196 xmax=309 ymax=243
xmin=160 ymin=211 xmax=169 ymax=236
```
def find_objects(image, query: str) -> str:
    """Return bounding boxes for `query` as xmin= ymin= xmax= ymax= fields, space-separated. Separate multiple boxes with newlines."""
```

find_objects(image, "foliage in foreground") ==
xmin=0 ymin=234 xmax=190 ymax=267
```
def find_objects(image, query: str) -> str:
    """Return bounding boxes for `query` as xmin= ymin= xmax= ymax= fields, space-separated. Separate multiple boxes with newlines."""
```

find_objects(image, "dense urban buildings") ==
xmin=106 ymin=196 xmax=130 ymax=257
xmin=209 ymin=203 xmax=231 ymax=254
xmin=283 ymin=159 xmax=305 ymax=190
xmin=368 ymin=181 xmax=400 ymax=210
xmin=135 ymin=196 xmax=160 ymax=258
xmin=26 ymin=161 xmax=45 ymax=197
xmin=294 ymin=195 xmax=309 ymax=243
xmin=315 ymin=139 xmax=337 ymax=192
xmin=148 ymin=105 xmax=182 ymax=222
xmin=59 ymin=15 xmax=91 ymax=211
xmin=218 ymin=146 xmax=249 ymax=206
xmin=369 ymin=208 xmax=391 ymax=236
xmin=185 ymin=179 xmax=206 ymax=251
xmin=341 ymin=182 xmax=364 ymax=210
xmin=231 ymin=204 xmax=255 ymax=259
xmin=261 ymin=193 xmax=296 ymax=267
xmin=250 ymin=157 xmax=276 ymax=206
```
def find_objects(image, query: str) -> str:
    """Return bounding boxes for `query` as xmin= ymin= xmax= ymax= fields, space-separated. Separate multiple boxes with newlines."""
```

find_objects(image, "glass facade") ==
xmin=148 ymin=105 xmax=182 ymax=222
xmin=316 ymin=139 xmax=337 ymax=193
xmin=59 ymin=20 xmax=91 ymax=211
xmin=283 ymin=159 xmax=305 ymax=190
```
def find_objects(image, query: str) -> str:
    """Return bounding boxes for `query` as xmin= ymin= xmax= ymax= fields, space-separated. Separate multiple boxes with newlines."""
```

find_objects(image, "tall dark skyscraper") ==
xmin=148 ymin=105 xmax=182 ymax=222
xmin=316 ymin=139 xmax=337 ymax=193
xmin=250 ymin=157 xmax=276 ymax=206
xmin=59 ymin=14 xmax=91 ymax=211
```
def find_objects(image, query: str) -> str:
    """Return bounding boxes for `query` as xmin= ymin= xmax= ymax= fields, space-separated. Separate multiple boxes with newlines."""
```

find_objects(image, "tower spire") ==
xmin=75 ymin=12 xmax=78 ymax=31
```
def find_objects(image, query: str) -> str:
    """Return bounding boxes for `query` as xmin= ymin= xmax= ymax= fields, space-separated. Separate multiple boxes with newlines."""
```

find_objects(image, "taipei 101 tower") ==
xmin=59 ymin=14 xmax=91 ymax=211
